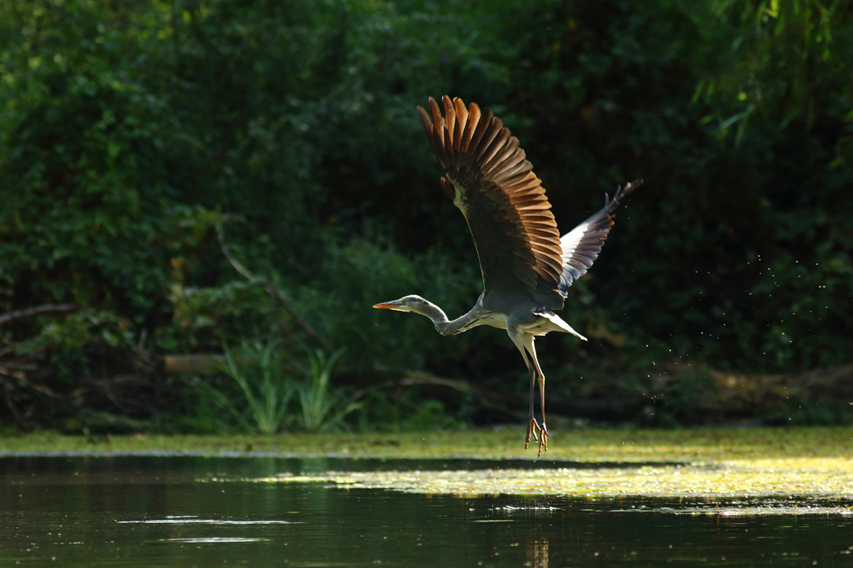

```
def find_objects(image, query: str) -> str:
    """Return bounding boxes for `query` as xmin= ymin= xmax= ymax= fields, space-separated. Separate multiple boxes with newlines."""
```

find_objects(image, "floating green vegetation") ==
xmin=3 ymin=427 xmax=851 ymax=501
xmin=257 ymin=457 xmax=853 ymax=500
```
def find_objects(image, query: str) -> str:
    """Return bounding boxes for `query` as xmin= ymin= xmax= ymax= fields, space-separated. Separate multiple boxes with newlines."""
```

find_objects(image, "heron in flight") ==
xmin=374 ymin=96 xmax=641 ymax=456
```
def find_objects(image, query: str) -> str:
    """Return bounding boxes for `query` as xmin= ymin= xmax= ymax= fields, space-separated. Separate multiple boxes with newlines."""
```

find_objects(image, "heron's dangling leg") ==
xmin=509 ymin=329 xmax=541 ymax=451
xmin=524 ymin=362 xmax=541 ymax=449
xmin=510 ymin=327 xmax=547 ymax=455
xmin=528 ymin=340 xmax=548 ymax=457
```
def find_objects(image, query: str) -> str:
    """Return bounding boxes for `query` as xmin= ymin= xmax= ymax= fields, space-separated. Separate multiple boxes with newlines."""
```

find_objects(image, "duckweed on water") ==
xmin=3 ymin=427 xmax=851 ymax=500
xmin=254 ymin=457 xmax=853 ymax=500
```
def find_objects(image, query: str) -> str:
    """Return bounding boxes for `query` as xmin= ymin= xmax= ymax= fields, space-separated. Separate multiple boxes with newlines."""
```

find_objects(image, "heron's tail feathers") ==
xmin=536 ymin=309 xmax=588 ymax=341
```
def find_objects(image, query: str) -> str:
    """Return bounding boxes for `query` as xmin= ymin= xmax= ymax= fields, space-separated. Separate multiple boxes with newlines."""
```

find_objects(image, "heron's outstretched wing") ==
xmin=558 ymin=180 xmax=643 ymax=293
xmin=418 ymin=96 xmax=565 ymax=310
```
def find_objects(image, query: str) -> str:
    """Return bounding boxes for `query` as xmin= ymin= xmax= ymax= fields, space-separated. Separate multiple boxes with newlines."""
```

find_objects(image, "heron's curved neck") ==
xmin=413 ymin=298 xmax=486 ymax=336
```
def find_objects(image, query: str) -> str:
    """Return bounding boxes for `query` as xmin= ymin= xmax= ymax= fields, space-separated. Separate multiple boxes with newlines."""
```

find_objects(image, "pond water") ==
xmin=1 ymin=455 xmax=851 ymax=567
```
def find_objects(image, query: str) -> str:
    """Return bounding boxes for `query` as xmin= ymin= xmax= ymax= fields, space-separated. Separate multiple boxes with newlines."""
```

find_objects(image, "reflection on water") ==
xmin=0 ymin=455 xmax=850 ymax=567
xmin=160 ymin=536 xmax=270 ymax=543
xmin=532 ymin=538 xmax=549 ymax=567
xmin=118 ymin=516 xmax=295 ymax=525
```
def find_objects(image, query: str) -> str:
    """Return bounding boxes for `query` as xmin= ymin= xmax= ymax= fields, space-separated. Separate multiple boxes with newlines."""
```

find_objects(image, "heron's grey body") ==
xmin=374 ymin=96 xmax=640 ymax=456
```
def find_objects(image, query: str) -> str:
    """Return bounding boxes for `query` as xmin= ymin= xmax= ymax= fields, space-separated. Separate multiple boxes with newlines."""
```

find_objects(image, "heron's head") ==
xmin=372 ymin=295 xmax=430 ymax=313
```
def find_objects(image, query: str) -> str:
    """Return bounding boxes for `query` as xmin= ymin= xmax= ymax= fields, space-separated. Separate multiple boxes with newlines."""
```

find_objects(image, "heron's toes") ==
xmin=537 ymin=423 xmax=549 ymax=458
xmin=525 ymin=418 xmax=541 ymax=451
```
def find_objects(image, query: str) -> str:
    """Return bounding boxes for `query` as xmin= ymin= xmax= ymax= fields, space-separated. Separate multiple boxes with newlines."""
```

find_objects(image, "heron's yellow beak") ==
xmin=372 ymin=301 xmax=399 ymax=309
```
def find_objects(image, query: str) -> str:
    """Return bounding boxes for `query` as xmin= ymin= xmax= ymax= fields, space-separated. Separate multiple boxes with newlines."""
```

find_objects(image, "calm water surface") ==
xmin=0 ymin=455 xmax=850 ymax=567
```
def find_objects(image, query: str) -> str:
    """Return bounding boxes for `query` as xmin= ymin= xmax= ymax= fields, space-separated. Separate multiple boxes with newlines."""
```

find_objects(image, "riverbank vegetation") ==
xmin=1 ymin=0 xmax=851 ymax=433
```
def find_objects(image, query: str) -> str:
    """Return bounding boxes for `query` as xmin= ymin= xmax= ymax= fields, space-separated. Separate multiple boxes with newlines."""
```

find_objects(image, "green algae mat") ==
xmin=3 ymin=427 xmax=851 ymax=500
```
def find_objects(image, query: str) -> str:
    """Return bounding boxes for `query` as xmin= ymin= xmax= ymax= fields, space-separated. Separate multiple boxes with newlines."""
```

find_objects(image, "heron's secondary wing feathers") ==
xmin=418 ymin=96 xmax=565 ymax=309
xmin=558 ymin=179 xmax=643 ymax=293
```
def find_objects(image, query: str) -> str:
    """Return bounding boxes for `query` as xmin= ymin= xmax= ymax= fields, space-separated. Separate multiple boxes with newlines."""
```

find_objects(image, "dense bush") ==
xmin=0 ymin=0 xmax=850 ymax=429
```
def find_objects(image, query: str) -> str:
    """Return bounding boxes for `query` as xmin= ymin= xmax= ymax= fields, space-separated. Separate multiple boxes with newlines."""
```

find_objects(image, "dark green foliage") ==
xmin=1 ymin=0 xmax=850 ymax=430
xmin=489 ymin=0 xmax=853 ymax=371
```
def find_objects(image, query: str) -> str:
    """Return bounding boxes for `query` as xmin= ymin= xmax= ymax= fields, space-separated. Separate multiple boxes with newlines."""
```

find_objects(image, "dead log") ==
xmin=163 ymin=353 xmax=224 ymax=376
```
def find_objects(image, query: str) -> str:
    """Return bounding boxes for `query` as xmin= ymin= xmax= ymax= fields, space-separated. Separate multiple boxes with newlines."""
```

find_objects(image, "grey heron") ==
xmin=374 ymin=96 xmax=641 ymax=456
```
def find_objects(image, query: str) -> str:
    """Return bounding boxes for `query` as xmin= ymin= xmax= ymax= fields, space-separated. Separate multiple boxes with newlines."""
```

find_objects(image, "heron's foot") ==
xmin=537 ymin=422 xmax=549 ymax=458
xmin=524 ymin=417 xmax=541 ymax=451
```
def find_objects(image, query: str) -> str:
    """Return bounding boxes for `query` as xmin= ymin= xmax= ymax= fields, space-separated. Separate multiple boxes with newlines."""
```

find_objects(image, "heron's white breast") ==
xmin=476 ymin=311 xmax=508 ymax=330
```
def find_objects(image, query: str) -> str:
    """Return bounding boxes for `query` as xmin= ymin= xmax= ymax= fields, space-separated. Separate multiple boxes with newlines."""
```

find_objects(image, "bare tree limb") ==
xmin=0 ymin=369 xmax=67 ymax=402
xmin=215 ymin=223 xmax=255 ymax=281
xmin=0 ymin=304 xmax=79 ymax=327
xmin=215 ymin=221 xmax=328 ymax=349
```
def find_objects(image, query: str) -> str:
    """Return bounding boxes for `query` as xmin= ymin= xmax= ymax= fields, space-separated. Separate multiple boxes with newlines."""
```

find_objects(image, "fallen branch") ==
xmin=0 ymin=304 xmax=79 ymax=327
